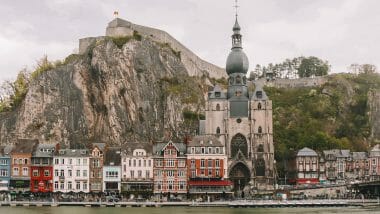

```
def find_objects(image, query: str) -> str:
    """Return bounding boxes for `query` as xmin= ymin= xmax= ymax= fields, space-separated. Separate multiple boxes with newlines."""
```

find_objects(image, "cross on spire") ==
xmin=234 ymin=0 xmax=239 ymax=18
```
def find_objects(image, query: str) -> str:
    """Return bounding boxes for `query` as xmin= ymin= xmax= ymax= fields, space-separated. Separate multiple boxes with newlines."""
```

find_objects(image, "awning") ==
xmin=188 ymin=180 xmax=232 ymax=186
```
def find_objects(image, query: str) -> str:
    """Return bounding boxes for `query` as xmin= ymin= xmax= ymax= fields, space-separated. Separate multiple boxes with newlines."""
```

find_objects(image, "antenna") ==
xmin=234 ymin=0 xmax=239 ymax=18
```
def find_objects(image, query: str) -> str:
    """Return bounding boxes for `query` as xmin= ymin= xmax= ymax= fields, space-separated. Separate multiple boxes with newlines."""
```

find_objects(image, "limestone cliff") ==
xmin=0 ymin=36 xmax=208 ymax=147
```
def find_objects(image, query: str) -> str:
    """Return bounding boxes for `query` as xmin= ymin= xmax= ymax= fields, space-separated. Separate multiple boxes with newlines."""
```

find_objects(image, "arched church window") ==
xmin=216 ymin=103 xmax=220 ymax=111
xmin=257 ymin=144 xmax=264 ymax=152
xmin=258 ymin=103 xmax=262 ymax=110
xmin=229 ymin=77 xmax=234 ymax=85
xmin=216 ymin=127 xmax=220 ymax=134
xmin=258 ymin=126 xmax=262 ymax=134
xmin=230 ymin=134 xmax=248 ymax=158
xmin=236 ymin=75 xmax=242 ymax=84
xmin=256 ymin=158 xmax=265 ymax=176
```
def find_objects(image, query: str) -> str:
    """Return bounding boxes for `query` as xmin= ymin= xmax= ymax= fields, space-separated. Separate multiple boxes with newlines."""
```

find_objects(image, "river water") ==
xmin=0 ymin=206 xmax=379 ymax=214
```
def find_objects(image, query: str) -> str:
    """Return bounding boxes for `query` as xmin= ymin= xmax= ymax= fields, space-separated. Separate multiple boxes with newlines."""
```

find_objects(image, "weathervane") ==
xmin=234 ymin=0 xmax=239 ymax=17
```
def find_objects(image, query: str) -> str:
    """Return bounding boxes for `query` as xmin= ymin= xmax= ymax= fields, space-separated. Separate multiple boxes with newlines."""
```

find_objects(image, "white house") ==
xmin=103 ymin=147 xmax=121 ymax=193
xmin=53 ymin=149 xmax=90 ymax=193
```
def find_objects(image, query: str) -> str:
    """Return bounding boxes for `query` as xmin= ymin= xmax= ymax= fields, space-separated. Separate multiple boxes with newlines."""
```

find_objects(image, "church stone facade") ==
xmin=202 ymin=17 xmax=275 ymax=191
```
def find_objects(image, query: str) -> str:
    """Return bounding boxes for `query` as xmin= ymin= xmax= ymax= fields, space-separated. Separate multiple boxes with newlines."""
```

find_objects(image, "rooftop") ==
xmin=104 ymin=147 xmax=121 ymax=166
xmin=188 ymin=135 xmax=223 ymax=147
xmin=297 ymin=147 xmax=318 ymax=157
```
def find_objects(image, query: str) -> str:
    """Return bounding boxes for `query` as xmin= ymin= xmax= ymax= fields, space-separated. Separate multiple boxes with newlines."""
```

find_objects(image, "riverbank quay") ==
xmin=0 ymin=199 xmax=378 ymax=208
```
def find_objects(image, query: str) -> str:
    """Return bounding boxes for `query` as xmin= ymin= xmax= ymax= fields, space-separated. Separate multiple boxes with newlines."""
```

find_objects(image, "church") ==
xmin=200 ymin=16 xmax=275 ymax=192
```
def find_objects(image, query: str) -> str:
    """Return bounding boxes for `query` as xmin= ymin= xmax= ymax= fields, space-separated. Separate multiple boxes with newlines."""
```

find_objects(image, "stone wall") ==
xmin=79 ymin=19 xmax=226 ymax=79
xmin=254 ymin=76 xmax=328 ymax=88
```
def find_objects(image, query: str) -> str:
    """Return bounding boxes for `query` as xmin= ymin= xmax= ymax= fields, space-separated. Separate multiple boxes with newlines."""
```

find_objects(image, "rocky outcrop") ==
xmin=0 ymin=37 xmax=207 ymax=147
xmin=368 ymin=89 xmax=380 ymax=144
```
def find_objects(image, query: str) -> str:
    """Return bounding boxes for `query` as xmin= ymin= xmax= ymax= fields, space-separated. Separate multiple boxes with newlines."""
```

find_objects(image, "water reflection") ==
xmin=0 ymin=206 xmax=379 ymax=214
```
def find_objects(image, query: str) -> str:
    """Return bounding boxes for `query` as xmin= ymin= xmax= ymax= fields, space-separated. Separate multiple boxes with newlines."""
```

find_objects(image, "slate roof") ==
xmin=104 ymin=147 xmax=121 ymax=166
xmin=188 ymin=135 xmax=223 ymax=147
xmin=91 ymin=143 xmax=106 ymax=151
xmin=33 ymin=144 xmax=56 ymax=157
xmin=251 ymin=84 xmax=268 ymax=100
xmin=12 ymin=139 xmax=39 ymax=154
xmin=297 ymin=147 xmax=318 ymax=157
xmin=121 ymin=142 xmax=152 ymax=156
xmin=370 ymin=144 xmax=380 ymax=157
xmin=208 ymin=85 xmax=227 ymax=99
xmin=352 ymin=152 xmax=367 ymax=160
xmin=55 ymin=149 xmax=90 ymax=157
xmin=153 ymin=141 xmax=186 ymax=155
xmin=323 ymin=149 xmax=351 ymax=159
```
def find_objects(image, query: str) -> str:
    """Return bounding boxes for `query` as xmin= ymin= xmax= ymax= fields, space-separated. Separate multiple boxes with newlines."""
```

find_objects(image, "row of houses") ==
xmin=290 ymin=145 xmax=380 ymax=185
xmin=0 ymin=136 xmax=231 ymax=199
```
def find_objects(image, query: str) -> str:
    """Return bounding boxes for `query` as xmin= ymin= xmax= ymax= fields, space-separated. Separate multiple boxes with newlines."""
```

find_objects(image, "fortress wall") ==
xmin=255 ymin=76 xmax=328 ymax=88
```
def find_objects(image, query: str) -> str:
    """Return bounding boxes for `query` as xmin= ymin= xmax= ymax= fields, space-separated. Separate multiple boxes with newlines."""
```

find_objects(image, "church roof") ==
xmin=251 ymin=84 xmax=268 ymax=100
xmin=297 ymin=147 xmax=318 ymax=157
xmin=208 ymin=85 xmax=227 ymax=99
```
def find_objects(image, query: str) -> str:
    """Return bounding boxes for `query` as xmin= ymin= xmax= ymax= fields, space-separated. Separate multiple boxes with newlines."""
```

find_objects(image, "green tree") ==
xmin=297 ymin=56 xmax=329 ymax=77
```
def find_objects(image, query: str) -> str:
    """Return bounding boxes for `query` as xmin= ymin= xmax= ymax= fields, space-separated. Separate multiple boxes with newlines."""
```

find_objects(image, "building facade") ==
xmin=0 ymin=145 xmax=13 ymax=191
xmin=103 ymin=147 xmax=121 ymax=193
xmin=53 ymin=149 xmax=90 ymax=193
xmin=10 ymin=139 xmax=39 ymax=192
xmin=30 ymin=144 xmax=56 ymax=193
xmin=186 ymin=135 xmax=231 ymax=199
xmin=369 ymin=144 xmax=380 ymax=181
xmin=153 ymin=141 xmax=187 ymax=197
xmin=89 ymin=143 xmax=105 ymax=192
xmin=295 ymin=147 xmax=319 ymax=185
xmin=201 ymin=17 xmax=274 ymax=191
xmin=121 ymin=143 xmax=153 ymax=198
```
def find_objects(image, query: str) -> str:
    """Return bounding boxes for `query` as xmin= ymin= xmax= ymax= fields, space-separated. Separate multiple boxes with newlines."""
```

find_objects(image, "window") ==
xmin=178 ymin=160 xmax=185 ymax=167
xmin=258 ymin=103 xmax=262 ymax=110
xmin=208 ymin=159 xmax=213 ymax=167
xmin=191 ymin=147 xmax=195 ymax=154
xmin=191 ymin=170 xmax=196 ymax=177
xmin=93 ymin=159 xmax=100 ymax=167
xmin=216 ymin=169 xmax=220 ymax=177
xmin=106 ymin=171 xmax=118 ymax=178
xmin=258 ymin=126 xmax=262 ymax=134
xmin=54 ymin=169 xmax=59 ymax=176
xmin=216 ymin=127 xmax=221 ymax=134
xmin=68 ymin=170 xmax=72 ymax=177
xmin=216 ymin=147 xmax=220 ymax=154
xmin=76 ymin=170 xmax=80 ymax=177
xmin=24 ymin=159 xmax=28 ymax=164
xmin=61 ymin=158 xmax=65 ymax=165
xmin=83 ymin=170 xmax=87 ymax=177
xmin=22 ymin=167 xmax=28 ymax=176
xmin=76 ymin=182 xmax=80 ymax=190
xmin=257 ymin=144 xmax=264 ymax=152
xmin=0 ymin=169 xmax=8 ymax=177
xmin=178 ymin=170 xmax=185 ymax=177
xmin=77 ymin=159 xmax=81 ymax=165
xmin=215 ymin=159 xmax=220 ymax=168
xmin=13 ymin=159 xmax=18 ymax=164
xmin=138 ymin=159 xmax=141 ymax=167
xmin=83 ymin=182 xmax=87 ymax=190
xmin=157 ymin=181 xmax=162 ymax=190
xmin=143 ymin=160 xmax=146 ymax=167
xmin=83 ymin=159 xmax=87 ymax=165
xmin=148 ymin=160 xmax=151 ymax=167
xmin=33 ymin=169 xmax=39 ymax=177
xmin=191 ymin=159 xmax=195 ymax=168
xmin=179 ymin=181 xmax=185 ymax=190
xmin=54 ymin=159 xmax=59 ymax=165
xmin=68 ymin=181 xmax=72 ymax=190
xmin=201 ymin=147 xmax=205 ymax=154
xmin=130 ymin=170 xmax=134 ymax=178
xmin=208 ymin=169 xmax=212 ymax=176
xmin=69 ymin=159 xmax=72 ymax=164
xmin=201 ymin=159 xmax=205 ymax=168
xmin=60 ymin=182 xmax=64 ymax=190
xmin=208 ymin=147 xmax=212 ymax=154
xmin=60 ymin=170 xmax=64 ymax=177
xmin=133 ymin=159 xmax=136 ymax=167
xmin=216 ymin=104 xmax=220 ymax=111
xmin=54 ymin=181 xmax=58 ymax=190
xmin=146 ymin=170 xmax=150 ymax=178
xmin=42 ymin=158 xmax=49 ymax=165
xmin=166 ymin=159 xmax=175 ymax=167
xmin=129 ymin=159 xmax=131 ymax=167
xmin=138 ymin=170 xmax=142 ymax=178
xmin=168 ymin=180 xmax=173 ymax=190
xmin=13 ymin=167 xmax=19 ymax=176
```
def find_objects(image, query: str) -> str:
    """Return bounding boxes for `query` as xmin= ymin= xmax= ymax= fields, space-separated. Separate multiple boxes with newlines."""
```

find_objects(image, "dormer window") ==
xmin=256 ymin=91 xmax=262 ymax=99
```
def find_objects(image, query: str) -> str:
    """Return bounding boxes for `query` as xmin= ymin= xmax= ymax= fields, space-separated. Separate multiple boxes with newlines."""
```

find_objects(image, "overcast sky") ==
xmin=1 ymin=0 xmax=380 ymax=83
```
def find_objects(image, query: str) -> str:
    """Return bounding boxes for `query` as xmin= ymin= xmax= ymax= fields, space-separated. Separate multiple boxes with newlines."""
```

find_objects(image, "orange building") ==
xmin=186 ymin=136 xmax=231 ymax=199
xmin=10 ymin=139 xmax=39 ymax=192
xmin=153 ymin=141 xmax=187 ymax=199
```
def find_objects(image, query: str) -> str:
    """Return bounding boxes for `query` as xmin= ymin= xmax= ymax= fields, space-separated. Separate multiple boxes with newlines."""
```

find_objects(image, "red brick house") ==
xmin=30 ymin=144 xmax=56 ymax=193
